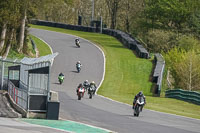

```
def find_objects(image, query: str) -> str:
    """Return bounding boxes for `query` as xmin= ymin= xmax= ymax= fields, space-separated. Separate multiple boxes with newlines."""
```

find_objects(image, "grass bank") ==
xmin=30 ymin=35 xmax=52 ymax=56
xmin=8 ymin=35 xmax=51 ymax=59
xmin=30 ymin=24 xmax=200 ymax=119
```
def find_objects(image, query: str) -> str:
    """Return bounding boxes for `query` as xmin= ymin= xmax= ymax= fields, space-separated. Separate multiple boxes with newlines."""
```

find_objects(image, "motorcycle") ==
xmin=76 ymin=64 xmax=81 ymax=73
xmin=133 ymin=97 xmax=145 ymax=117
xmin=88 ymin=86 xmax=96 ymax=99
xmin=75 ymin=40 xmax=80 ymax=48
xmin=58 ymin=76 xmax=64 ymax=85
xmin=77 ymin=87 xmax=85 ymax=100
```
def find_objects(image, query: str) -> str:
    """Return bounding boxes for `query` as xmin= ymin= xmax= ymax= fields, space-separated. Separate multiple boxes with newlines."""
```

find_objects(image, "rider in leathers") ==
xmin=132 ymin=91 xmax=146 ymax=111
xmin=83 ymin=80 xmax=90 ymax=91
xmin=89 ymin=81 xmax=97 ymax=94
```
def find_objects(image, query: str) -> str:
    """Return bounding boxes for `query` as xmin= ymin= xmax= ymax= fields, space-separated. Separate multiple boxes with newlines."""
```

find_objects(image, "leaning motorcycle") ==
xmin=133 ymin=97 xmax=145 ymax=117
xmin=88 ymin=86 xmax=95 ymax=99
xmin=77 ymin=87 xmax=85 ymax=100
xmin=76 ymin=64 xmax=81 ymax=73
xmin=58 ymin=76 xmax=64 ymax=85
xmin=75 ymin=40 xmax=80 ymax=48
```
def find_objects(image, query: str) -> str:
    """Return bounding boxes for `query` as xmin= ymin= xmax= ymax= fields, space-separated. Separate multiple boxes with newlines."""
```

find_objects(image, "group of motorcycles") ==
xmin=59 ymin=38 xmax=145 ymax=116
xmin=76 ymin=83 xmax=96 ymax=100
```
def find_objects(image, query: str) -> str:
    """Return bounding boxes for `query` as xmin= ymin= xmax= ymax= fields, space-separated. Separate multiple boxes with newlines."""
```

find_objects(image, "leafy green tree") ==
xmin=145 ymin=29 xmax=178 ymax=52
xmin=178 ymin=35 xmax=200 ymax=52
xmin=144 ymin=0 xmax=200 ymax=31
xmin=1 ymin=0 xmax=21 ymax=58
xmin=105 ymin=0 xmax=122 ymax=29
xmin=174 ymin=50 xmax=200 ymax=91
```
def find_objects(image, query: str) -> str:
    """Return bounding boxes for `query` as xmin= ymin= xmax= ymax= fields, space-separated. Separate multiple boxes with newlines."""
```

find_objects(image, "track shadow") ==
xmin=53 ymin=82 xmax=61 ymax=85
xmin=71 ymin=70 xmax=78 ymax=73
xmin=70 ymin=46 xmax=79 ymax=48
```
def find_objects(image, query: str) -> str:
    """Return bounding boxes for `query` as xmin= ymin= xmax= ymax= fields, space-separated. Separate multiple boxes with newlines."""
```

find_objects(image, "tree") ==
xmin=145 ymin=29 xmax=178 ymax=52
xmin=144 ymin=0 xmax=200 ymax=31
xmin=17 ymin=0 xmax=28 ymax=53
xmin=105 ymin=0 xmax=121 ymax=29
xmin=174 ymin=50 xmax=200 ymax=91
xmin=0 ymin=0 xmax=20 ymax=58
xmin=0 ymin=0 xmax=10 ymax=52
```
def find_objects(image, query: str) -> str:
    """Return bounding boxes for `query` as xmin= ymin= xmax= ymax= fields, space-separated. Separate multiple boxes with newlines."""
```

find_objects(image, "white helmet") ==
xmin=77 ymin=61 xmax=80 ymax=63
xmin=85 ymin=80 xmax=88 ymax=82
xmin=92 ymin=81 xmax=95 ymax=84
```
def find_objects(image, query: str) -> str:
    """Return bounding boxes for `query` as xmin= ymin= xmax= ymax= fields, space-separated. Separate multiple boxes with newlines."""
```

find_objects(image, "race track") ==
xmin=30 ymin=28 xmax=200 ymax=133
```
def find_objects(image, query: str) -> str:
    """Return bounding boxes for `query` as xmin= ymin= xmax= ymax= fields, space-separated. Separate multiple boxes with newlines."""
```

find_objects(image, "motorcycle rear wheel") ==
xmin=78 ymin=95 xmax=81 ymax=100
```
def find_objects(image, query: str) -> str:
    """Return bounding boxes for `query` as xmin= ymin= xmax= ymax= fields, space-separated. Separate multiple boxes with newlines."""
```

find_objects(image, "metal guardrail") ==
xmin=165 ymin=89 xmax=200 ymax=105
xmin=30 ymin=37 xmax=37 ymax=51
xmin=8 ymin=81 xmax=28 ymax=110
xmin=153 ymin=53 xmax=165 ymax=96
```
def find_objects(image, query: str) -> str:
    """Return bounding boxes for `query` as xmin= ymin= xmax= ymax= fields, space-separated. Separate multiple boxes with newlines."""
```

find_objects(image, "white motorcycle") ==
xmin=133 ymin=97 xmax=145 ymax=117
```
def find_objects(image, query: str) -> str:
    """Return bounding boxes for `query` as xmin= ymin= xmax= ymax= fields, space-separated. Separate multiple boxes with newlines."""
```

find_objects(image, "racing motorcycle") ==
xmin=133 ymin=96 xmax=145 ymax=117
xmin=77 ymin=87 xmax=85 ymax=100
xmin=76 ymin=63 xmax=81 ymax=73
xmin=88 ymin=86 xmax=96 ymax=99
xmin=58 ymin=75 xmax=64 ymax=85
xmin=75 ymin=39 xmax=80 ymax=48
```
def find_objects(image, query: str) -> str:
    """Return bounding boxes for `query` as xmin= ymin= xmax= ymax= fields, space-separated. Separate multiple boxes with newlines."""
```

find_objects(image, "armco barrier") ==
xmin=165 ymin=89 xmax=200 ymax=105
xmin=153 ymin=53 xmax=165 ymax=96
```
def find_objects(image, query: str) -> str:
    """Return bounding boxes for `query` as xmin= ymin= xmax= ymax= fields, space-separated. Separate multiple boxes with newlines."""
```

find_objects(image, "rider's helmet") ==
xmin=138 ymin=91 xmax=143 ymax=96
xmin=85 ymin=80 xmax=88 ymax=82
xmin=91 ymin=81 xmax=95 ymax=84
xmin=79 ymin=83 xmax=83 ymax=87
xmin=77 ymin=61 xmax=80 ymax=64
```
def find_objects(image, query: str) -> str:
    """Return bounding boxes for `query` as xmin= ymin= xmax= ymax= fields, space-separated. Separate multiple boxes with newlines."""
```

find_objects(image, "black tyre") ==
xmin=78 ymin=95 xmax=81 ymax=100
xmin=89 ymin=94 xmax=92 ymax=99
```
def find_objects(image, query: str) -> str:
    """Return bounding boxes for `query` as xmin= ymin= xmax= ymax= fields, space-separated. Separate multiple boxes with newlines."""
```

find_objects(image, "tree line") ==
xmin=1 ymin=0 xmax=200 ymax=91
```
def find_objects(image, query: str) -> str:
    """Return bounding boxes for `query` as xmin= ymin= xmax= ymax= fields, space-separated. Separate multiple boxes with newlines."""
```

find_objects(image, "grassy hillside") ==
xmin=30 ymin=24 xmax=200 ymax=119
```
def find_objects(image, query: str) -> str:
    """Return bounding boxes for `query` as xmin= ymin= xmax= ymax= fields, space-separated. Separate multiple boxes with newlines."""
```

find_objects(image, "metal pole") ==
xmin=27 ymin=71 xmax=30 ymax=111
xmin=92 ymin=0 xmax=94 ymax=21
xmin=1 ymin=62 xmax=4 ymax=90
xmin=100 ymin=16 xmax=103 ymax=33
xmin=47 ymin=63 xmax=51 ymax=101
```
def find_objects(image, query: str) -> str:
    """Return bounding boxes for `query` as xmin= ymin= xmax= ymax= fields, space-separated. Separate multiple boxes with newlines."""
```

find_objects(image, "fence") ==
xmin=8 ymin=81 xmax=28 ymax=110
xmin=1 ymin=53 xmax=57 ymax=113
xmin=165 ymin=89 xmax=200 ymax=105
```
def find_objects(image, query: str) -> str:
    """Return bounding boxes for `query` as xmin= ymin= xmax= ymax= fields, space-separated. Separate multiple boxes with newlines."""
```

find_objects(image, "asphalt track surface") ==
xmin=30 ymin=28 xmax=200 ymax=133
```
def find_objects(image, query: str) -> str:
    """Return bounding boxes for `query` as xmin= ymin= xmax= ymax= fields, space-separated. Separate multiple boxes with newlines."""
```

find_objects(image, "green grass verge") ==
xmin=30 ymin=35 xmax=52 ymax=56
xmin=7 ymin=49 xmax=25 ymax=59
xmin=30 ymin=24 xmax=200 ymax=119
xmin=8 ymin=35 xmax=51 ymax=59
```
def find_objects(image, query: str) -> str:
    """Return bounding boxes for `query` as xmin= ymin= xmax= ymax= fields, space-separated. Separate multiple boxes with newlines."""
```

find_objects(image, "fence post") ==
xmin=1 ymin=61 xmax=4 ymax=90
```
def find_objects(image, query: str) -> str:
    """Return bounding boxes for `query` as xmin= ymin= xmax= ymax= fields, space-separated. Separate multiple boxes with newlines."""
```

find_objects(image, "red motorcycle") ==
xmin=77 ymin=87 xmax=85 ymax=100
